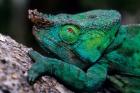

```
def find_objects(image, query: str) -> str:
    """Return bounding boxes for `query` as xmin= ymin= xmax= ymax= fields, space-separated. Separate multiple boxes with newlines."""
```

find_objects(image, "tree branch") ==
xmin=0 ymin=33 xmax=73 ymax=93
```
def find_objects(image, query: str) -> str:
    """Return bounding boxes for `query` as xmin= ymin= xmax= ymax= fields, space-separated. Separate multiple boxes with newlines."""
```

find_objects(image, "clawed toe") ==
xmin=27 ymin=75 xmax=35 ymax=85
xmin=28 ymin=50 xmax=45 ymax=62
xmin=27 ymin=69 xmax=39 ymax=85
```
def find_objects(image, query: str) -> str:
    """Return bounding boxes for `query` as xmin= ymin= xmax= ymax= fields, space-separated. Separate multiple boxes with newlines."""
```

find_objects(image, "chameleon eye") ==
xmin=59 ymin=25 xmax=80 ymax=44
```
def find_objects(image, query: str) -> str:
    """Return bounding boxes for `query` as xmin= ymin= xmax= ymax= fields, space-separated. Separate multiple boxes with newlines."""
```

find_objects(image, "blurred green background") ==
xmin=0 ymin=0 xmax=140 ymax=50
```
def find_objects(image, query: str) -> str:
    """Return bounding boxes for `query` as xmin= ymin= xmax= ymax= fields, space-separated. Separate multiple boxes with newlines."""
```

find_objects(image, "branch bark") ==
xmin=0 ymin=34 xmax=73 ymax=93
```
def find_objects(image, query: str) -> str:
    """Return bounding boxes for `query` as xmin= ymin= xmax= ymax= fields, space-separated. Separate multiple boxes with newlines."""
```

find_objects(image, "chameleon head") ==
xmin=29 ymin=9 xmax=121 ymax=64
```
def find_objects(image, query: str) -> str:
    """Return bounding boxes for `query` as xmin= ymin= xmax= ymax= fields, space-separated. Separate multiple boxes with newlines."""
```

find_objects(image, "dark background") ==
xmin=0 ymin=0 xmax=140 ymax=50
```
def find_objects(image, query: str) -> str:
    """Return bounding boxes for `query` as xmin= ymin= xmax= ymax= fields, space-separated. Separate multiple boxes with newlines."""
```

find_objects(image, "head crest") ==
xmin=28 ymin=9 xmax=53 ymax=27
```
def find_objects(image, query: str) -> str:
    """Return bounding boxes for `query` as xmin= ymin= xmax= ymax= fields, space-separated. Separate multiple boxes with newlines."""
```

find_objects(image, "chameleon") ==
xmin=27 ymin=9 xmax=140 ymax=93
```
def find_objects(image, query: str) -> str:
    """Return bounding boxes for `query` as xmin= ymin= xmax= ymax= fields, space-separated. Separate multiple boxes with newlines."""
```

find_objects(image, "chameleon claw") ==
xmin=27 ymin=76 xmax=35 ymax=85
xmin=27 ymin=68 xmax=39 ymax=85
xmin=28 ymin=50 xmax=39 ymax=57
xmin=28 ymin=50 xmax=45 ymax=62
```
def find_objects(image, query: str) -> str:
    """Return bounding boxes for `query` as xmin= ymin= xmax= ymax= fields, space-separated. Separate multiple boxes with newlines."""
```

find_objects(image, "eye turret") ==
xmin=59 ymin=25 xmax=80 ymax=44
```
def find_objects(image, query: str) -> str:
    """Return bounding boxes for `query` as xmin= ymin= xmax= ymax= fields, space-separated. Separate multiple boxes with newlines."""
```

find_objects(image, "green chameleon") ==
xmin=27 ymin=9 xmax=140 ymax=93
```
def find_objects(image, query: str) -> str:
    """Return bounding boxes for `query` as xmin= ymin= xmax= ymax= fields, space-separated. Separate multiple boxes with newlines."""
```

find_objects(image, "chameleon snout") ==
xmin=28 ymin=9 xmax=53 ymax=27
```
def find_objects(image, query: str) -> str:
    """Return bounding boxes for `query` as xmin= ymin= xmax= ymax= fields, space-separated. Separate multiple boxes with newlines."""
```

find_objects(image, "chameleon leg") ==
xmin=106 ymin=50 xmax=140 ymax=93
xmin=28 ymin=50 xmax=108 ymax=92
xmin=108 ymin=75 xmax=140 ymax=93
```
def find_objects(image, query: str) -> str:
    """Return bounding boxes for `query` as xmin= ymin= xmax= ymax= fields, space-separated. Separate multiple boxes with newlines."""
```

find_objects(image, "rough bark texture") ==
xmin=0 ymin=33 xmax=73 ymax=93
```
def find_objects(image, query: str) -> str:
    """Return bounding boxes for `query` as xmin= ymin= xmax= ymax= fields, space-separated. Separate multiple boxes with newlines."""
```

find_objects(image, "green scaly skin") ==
xmin=27 ymin=9 xmax=140 ymax=93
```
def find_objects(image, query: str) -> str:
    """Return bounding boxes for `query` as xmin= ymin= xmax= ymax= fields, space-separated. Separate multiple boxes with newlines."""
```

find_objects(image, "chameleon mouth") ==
xmin=32 ymin=26 xmax=42 ymax=41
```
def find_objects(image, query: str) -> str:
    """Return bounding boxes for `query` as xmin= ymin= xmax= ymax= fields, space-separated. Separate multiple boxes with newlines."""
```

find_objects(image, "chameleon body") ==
xmin=28 ymin=9 xmax=140 ymax=93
